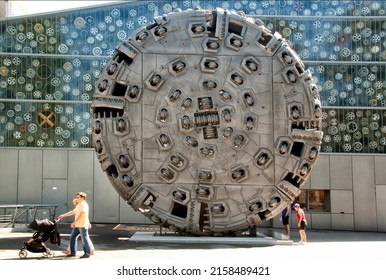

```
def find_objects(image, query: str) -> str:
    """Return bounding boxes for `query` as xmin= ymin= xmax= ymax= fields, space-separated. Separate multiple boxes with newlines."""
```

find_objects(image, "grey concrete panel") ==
xmin=330 ymin=190 xmax=353 ymax=214
xmin=310 ymin=155 xmax=330 ymax=189
xmin=42 ymin=179 xmax=68 ymax=218
xmin=331 ymin=214 xmax=354 ymax=230
xmin=352 ymin=157 xmax=377 ymax=231
xmin=43 ymin=150 xmax=68 ymax=179
xmin=119 ymin=197 xmax=152 ymax=224
xmin=18 ymin=149 xmax=43 ymax=203
xmin=0 ymin=149 xmax=18 ymax=204
xmin=374 ymin=157 xmax=386 ymax=185
xmin=310 ymin=213 xmax=331 ymax=230
xmin=68 ymin=150 xmax=94 ymax=220
xmin=330 ymin=155 xmax=353 ymax=190
xmin=375 ymin=185 xmax=386 ymax=232
xmin=302 ymin=175 xmax=311 ymax=190
xmin=93 ymin=154 xmax=119 ymax=223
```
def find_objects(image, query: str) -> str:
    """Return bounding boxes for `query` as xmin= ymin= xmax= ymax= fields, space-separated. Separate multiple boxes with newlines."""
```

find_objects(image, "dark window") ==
xmin=294 ymin=190 xmax=330 ymax=212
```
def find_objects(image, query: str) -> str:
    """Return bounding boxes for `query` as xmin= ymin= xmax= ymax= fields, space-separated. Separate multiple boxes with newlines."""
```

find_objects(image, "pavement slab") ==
xmin=1 ymin=224 xmax=385 ymax=279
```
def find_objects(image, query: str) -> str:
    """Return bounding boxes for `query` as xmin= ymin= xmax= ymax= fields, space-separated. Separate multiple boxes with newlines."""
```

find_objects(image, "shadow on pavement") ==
xmin=1 ymin=223 xmax=386 ymax=260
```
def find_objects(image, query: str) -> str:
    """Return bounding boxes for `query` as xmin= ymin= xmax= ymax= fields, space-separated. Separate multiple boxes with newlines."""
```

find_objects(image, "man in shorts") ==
xmin=281 ymin=204 xmax=291 ymax=239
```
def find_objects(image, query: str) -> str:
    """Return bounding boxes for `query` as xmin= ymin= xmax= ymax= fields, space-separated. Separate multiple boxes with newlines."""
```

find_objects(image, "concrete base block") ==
xmin=130 ymin=231 xmax=293 ymax=246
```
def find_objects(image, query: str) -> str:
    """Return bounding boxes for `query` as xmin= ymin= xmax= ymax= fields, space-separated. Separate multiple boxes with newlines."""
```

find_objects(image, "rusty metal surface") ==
xmin=91 ymin=7 xmax=323 ymax=235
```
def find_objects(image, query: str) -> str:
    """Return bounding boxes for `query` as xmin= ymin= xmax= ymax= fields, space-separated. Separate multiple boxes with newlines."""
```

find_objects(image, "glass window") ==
xmin=294 ymin=190 xmax=330 ymax=212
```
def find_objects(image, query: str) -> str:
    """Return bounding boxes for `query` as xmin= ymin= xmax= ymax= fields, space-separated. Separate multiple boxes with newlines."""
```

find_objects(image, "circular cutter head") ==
xmin=91 ymin=7 xmax=323 ymax=235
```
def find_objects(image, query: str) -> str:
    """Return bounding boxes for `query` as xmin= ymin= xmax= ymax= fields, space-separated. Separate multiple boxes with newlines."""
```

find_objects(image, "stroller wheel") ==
xmin=19 ymin=249 xmax=27 ymax=259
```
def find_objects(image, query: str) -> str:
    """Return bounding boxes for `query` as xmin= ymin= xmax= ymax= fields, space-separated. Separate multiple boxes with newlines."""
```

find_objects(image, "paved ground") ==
xmin=1 ymin=224 xmax=385 ymax=279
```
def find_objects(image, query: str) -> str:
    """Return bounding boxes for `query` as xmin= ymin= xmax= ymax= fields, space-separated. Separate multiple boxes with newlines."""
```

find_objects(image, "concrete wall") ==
xmin=1 ymin=148 xmax=385 ymax=232
xmin=271 ymin=154 xmax=386 ymax=232
xmin=0 ymin=148 xmax=150 ymax=225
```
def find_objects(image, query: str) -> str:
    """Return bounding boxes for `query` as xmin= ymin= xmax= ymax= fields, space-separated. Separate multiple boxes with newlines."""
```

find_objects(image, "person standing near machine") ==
xmin=281 ymin=203 xmax=291 ymax=239
xmin=293 ymin=203 xmax=307 ymax=245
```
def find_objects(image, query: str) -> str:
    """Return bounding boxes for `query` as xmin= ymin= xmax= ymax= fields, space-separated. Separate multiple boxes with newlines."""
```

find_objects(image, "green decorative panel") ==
xmin=0 ymin=100 xmax=91 ymax=147
xmin=1 ymin=0 xmax=386 ymax=153
xmin=322 ymin=107 xmax=386 ymax=153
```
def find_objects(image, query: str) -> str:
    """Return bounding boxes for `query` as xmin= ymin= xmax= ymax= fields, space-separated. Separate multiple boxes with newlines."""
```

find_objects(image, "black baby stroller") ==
xmin=19 ymin=218 xmax=61 ymax=258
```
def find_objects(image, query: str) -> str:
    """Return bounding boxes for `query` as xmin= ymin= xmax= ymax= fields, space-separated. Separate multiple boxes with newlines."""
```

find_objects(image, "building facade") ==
xmin=1 ymin=0 xmax=385 ymax=232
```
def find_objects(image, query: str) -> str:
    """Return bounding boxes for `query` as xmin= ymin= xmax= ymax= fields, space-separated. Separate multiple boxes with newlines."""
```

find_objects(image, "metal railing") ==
xmin=0 ymin=204 xmax=57 ymax=228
